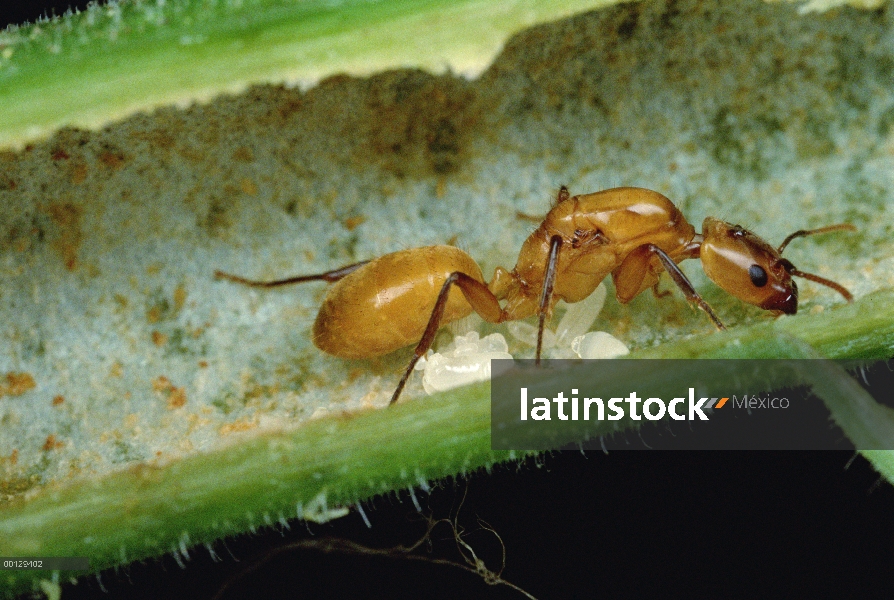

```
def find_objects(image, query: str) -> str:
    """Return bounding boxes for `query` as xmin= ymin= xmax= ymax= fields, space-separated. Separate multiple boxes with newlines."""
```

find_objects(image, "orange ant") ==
xmin=215 ymin=186 xmax=855 ymax=405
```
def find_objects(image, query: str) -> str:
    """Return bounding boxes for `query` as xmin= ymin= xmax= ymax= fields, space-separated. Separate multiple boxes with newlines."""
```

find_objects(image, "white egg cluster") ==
xmin=415 ymin=282 xmax=630 ymax=395
xmin=414 ymin=331 xmax=513 ymax=394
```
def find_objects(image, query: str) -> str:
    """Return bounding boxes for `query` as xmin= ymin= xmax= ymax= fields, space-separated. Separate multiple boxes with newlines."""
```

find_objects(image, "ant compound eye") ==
xmin=748 ymin=264 xmax=768 ymax=287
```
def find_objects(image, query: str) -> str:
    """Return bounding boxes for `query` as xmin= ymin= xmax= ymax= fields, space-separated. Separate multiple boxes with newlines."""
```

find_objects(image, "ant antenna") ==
xmin=788 ymin=266 xmax=854 ymax=303
xmin=776 ymin=223 xmax=856 ymax=254
xmin=776 ymin=223 xmax=856 ymax=303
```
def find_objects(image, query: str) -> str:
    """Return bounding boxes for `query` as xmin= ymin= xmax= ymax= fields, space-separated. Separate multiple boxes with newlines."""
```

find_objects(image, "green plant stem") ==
xmin=2 ymin=289 xmax=893 ymax=596
xmin=0 ymin=0 xmax=607 ymax=149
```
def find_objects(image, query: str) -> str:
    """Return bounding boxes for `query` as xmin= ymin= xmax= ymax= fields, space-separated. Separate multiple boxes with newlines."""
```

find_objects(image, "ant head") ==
xmin=700 ymin=217 xmax=798 ymax=314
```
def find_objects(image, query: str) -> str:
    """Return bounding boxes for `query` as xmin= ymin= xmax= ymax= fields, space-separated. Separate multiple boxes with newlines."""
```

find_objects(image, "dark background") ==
xmin=57 ymin=452 xmax=894 ymax=599
xmin=0 ymin=0 xmax=90 ymax=28
xmin=3 ymin=2 xmax=92 ymax=24
xmin=5 ymin=3 xmax=894 ymax=599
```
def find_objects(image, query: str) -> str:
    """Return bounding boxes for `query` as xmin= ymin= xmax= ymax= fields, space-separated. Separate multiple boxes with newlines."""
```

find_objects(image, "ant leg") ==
xmin=644 ymin=244 xmax=726 ymax=330
xmin=651 ymin=282 xmax=672 ymax=299
xmin=515 ymin=211 xmax=543 ymax=223
xmin=613 ymin=245 xmax=663 ymax=303
xmin=390 ymin=272 xmax=503 ymax=405
xmin=214 ymin=261 xmax=370 ymax=287
xmin=615 ymin=244 xmax=725 ymax=330
xmin=536 ymin=235 xmax=564 ymax=365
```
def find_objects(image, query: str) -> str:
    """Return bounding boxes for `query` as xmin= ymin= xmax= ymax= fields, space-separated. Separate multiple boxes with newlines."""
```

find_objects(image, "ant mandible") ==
xmin=215 ymin=186 xmax=855 ymax=406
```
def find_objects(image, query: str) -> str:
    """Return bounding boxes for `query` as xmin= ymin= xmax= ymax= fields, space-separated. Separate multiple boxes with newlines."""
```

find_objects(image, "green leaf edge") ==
xmin=0 ymin=0 xmax=611 ymax=150
xmin=2 ymin=289 xmax=893 ymax=596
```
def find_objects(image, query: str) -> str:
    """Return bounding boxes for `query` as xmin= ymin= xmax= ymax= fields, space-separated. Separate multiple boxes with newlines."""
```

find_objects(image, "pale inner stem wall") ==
xmin=1 ymin=0 xmax=892 ymax=497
